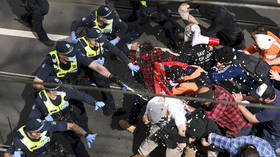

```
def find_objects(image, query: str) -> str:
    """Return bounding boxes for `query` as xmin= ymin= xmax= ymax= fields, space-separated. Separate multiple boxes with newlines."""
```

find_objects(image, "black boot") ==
xmin=40 ymin=37 xmax=55 ymax=47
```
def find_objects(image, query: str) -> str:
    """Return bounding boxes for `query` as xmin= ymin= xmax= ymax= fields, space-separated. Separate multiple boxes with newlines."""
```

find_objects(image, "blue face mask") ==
xmin=68 ymin=56 xmax=76 ymax=62
xmin=56 ymin=91 xmax=64 ymax=95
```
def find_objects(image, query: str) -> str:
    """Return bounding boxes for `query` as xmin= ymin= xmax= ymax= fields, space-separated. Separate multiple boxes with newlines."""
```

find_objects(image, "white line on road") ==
xmin=0 ymin=27 xmax=68 ymax=41
xmin=0 ymin=27 xmax=180 ymax=56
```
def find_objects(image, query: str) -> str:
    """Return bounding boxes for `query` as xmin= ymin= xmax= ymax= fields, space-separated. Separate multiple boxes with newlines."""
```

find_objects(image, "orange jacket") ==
xmin=153 ymin=61 xmax=205 ymax=95
xmin=245 ymin=31 xmax=280 ymax=73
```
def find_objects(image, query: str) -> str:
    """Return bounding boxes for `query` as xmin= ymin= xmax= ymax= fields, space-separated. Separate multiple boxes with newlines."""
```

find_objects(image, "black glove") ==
xmin=109 ymin=74 xmax=123 ymax=87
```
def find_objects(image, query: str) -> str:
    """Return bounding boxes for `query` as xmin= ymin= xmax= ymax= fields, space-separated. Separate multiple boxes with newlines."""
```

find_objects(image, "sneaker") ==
xmin=119 ymin=120 xmax=136 ymax=133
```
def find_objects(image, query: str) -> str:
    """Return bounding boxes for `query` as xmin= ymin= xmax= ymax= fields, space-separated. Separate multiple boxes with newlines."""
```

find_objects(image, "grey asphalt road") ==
xmin=0 ymin=0 xmax=279 ymax=157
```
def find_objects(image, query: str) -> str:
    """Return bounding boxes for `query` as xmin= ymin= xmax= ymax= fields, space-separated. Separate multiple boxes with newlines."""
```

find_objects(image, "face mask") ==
xmin=56 ymin=91 xmax=64 ymax=95
xmin=68 ymin=56 xmax=76 ymax=62
xmin=40 ymin=131 xmax=47 ymax=137
xmin=105 ymin=19 xmax=113 ymax=24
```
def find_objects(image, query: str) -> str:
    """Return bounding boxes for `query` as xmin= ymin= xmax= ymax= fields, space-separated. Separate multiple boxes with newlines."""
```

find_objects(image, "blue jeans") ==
xmin=262 ymin=128 xmax=280 ymax=151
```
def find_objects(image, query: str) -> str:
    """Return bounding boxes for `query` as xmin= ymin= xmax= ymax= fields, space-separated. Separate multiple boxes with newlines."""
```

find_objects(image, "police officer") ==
xmin=28 ymin=77 xmax=104 ymax=157
xmin=78 ymin=28 xmax=140 ymax=76
xmin=21 ymin=0 xmax=55 ymax=47
xmin=29 ymin=76 xmax=105 ymax=131
xmin=33 ymin=41 xmax=122 ymax=115
xmin=4 ymin=119 xmax=97 ymax=157
xmin=71 ymin=5 xmax=131 ymax=55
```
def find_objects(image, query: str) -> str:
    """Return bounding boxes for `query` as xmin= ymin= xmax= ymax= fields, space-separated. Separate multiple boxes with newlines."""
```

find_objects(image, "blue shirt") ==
xmin=7 ymin=121 xmax=67 ymax=154
xmin=208 ymin=133 xmax=276 ymax=157
xmin=256 ymin=89 xmax=280 ymax=137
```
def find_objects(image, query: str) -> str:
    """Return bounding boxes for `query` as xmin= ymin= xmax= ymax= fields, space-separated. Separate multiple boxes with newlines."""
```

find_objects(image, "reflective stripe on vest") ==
xmin=19 ymin=126 xmax=50 ymax=152
xmin=39 ymin=90 xmax=69 ymax=115
xmin=95 ymin=11 xmax=113 ymax=33
xmin=49 ymin=50 xmax=78 ymax=78
xmin=78 ymin=37 xmax=104 ymax=58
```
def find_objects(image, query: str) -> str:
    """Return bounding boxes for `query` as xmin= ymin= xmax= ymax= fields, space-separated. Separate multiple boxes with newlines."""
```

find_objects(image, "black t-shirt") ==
xmin=36 ymin=47 xmax=93 ymax=81
xmin=178 ymin=43 xmax=215 ymax=71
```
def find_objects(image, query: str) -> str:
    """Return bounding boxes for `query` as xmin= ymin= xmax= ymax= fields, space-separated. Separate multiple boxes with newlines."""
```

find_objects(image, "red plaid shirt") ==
xmin=206 ymin=85 xmax=252 ymax=135
xmin=129 ymin=48 xmax=177 ymax=93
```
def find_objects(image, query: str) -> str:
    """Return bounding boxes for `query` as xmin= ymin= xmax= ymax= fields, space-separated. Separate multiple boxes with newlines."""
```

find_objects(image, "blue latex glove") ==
xmin=86 ymin=134 xmax=97 ymax=148
xmin=95 ymin=57 xmax=105 ymax=65
xmin=128 ymin=63 xmax=140 ymax=76
xmin=95 ymin=101 xmax=105 ymax=111
xmin=44 ymin=114 xmax=54 ymax=122
xmin=71 ymin=32 xmax=78 ymax=43
xmin=109 ymin=38 xmax=119 ymax=46
xmin=13 ymin=149 xmax=21 ymax=157
xmin=121 ymin=87 xmax=127 ymax=91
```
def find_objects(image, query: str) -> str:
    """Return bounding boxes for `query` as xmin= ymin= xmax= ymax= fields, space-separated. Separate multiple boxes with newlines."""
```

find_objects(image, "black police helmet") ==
xmin=97 ymin=5 xmax=114 ymax=19
xmin=44 ymin=76 xmax=62 ymax=91
xmin=86 ymin=28 xmax=103 ymax=41
xmin=56 ymin=41 xmax=75 ymax=57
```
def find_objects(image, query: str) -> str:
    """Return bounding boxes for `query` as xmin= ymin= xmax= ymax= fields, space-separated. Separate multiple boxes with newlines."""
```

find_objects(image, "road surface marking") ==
xmin=0 ymin=27 xmax=68 ymax=41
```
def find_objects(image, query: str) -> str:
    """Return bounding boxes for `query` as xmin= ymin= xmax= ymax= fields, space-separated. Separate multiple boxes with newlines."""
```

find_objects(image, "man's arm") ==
xmin=4 ymin=153 xmax=13 ymax=157
xmin=71 ymin=14 xmax=95 ymax=33
xmin=88 ymin=61 xmax=111 ymax=78
xmin=103 ymin=41 xmax=130 ymax=65
xmin=65 ymin=88 xmax=96 ymax=105
xmin=67 ymin=123 xmax=88 ymax=136
xmin=238 ymin=105 xmax=259 ymax=123
xmin=33 ymin=76 xmax=44 ymax=90
xmin=266 ymin=56 xmax=280 ymax=66
xmin=113 ymin=17 xmax=128 ymax=40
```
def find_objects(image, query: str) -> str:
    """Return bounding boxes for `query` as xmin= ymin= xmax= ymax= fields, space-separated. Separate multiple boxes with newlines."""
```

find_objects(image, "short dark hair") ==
xmin=252 ymin=25 xmax=266 ymax=35
xmin=139 ymin=42 xmax=154 ymax=52
xmin=240 ymin=144 xmax=260 ymax=157
xmin=262 ymin=86 xmax=276 ymax=100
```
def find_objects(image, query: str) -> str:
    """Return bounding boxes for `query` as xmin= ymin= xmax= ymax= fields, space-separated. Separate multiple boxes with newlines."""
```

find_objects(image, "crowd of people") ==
xmin=4 ymin=0 xmax=280 ymax=157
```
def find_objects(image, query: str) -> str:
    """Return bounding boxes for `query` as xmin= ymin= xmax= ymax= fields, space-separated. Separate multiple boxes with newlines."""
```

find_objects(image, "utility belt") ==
xmin=49 ymin=105 xmax=74 ymax=122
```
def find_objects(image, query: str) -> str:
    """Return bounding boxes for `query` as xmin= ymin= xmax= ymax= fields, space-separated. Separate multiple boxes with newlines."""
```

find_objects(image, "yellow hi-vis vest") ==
xmin=39 ymin=90 xmax=69 ymax=115
xmin=78 ymin=37 xmax=104 ymax=58
xmin=49 ymin=50 xmax=78 ymax=78
xmin=18 ymin=126 xmax=50 ymax=152
xmin=95 ymin=11 xmax=113 ymax=34
xmin=140 ymin=0 xmax=147 ymax=7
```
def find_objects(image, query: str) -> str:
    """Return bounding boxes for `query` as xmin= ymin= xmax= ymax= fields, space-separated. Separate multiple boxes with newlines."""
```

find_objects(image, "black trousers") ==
xmin=25 ymin=0 xmax=49 ymax=41
xmin=87 ymin=69 xmax=116 ymax=114
xmin=52 ymin=131 xmax=90 ymax=157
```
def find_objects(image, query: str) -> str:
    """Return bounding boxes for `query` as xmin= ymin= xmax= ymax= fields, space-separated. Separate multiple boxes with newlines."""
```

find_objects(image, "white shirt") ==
xmin=146 ymin=96 xmax=187 ymax=126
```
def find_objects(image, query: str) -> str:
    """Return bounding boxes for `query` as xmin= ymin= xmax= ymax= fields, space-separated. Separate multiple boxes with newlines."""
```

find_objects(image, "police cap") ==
xmin=87 ymin=28 xmax=103 ymax=41
xmin=44 ymin=76 xmax=62 ymax=91
xmin=26 ymin=119 xmax=45 ymax=132
xmin=56 ymin=41 xmax=75 ymax=57
xmin=97 ymin=5 xmax=114 ymax=19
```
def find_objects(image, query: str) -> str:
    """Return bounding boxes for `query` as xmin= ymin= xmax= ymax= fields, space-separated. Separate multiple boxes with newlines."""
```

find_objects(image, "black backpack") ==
xmin=233 ymin=53 xmax=271 ymax=85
